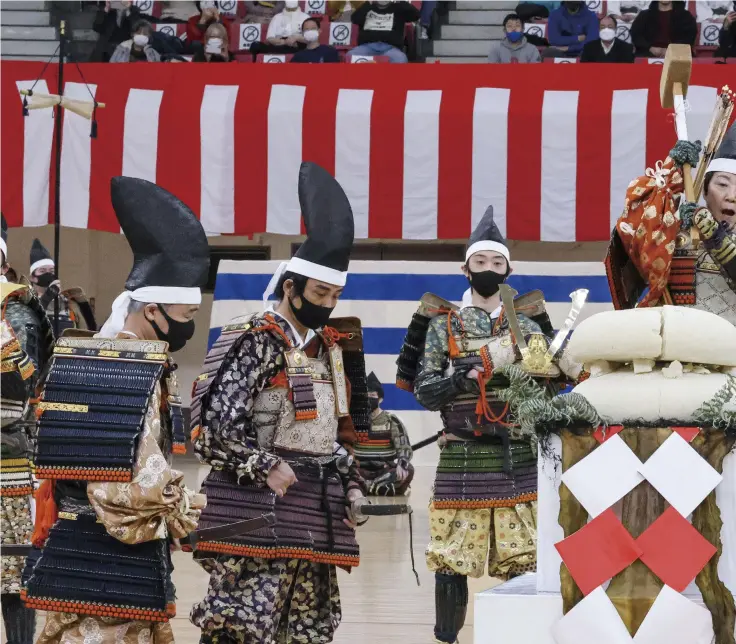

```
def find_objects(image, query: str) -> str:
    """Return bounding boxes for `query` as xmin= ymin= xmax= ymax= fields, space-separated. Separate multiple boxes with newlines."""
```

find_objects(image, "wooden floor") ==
xmin=8 ymin=463 xmax=498 ymax=644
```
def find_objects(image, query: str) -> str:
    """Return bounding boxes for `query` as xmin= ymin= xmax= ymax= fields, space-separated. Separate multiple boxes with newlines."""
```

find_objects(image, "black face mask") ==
xmin=148 ymin=304 xmax=195 ymax=353
xmin=35 ymin=272 xmax=57 ymax=288
xmin=467 ymin=268 xmax=508 ymax=298
xmin=368 ymin=397 xmax=380 ymax=411
xmin=289 ymin=294 xmax=334 ymax=330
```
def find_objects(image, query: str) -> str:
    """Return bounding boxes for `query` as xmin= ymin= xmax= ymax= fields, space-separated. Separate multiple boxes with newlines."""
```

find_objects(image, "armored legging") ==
xmin=1 ymin=594 xmax=35 ymax=644
xmin=434 ymin=572 xmax=468 ymax=643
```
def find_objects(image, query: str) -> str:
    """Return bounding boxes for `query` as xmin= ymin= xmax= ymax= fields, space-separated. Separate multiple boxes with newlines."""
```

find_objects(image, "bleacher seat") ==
xmin=232 ymin=21 xmax=264 ymax=50
xmin=132 ymin=0 xmax=161 ymax=18
xmin=325 ymin=21 xmax=357 ymax=50
xmin=301 ymin=0 xmax=327 ymax=17
xmin=585 ymin=0 xmax=607 ymax=18
xmin=345 ymin=54 xmax=390 ymax=63
xmin=155 ymin=23 xmax=187 ymax=41
xmin=256 ymin=53 xmax=294 ymax=62
xmin=216 ymin=0 xmax=247 ymax=20
xmin=616 ymin=21 xmax=632 ymax=44
xmin=697 ymin=20 xmax=721 ymax=56
xmin=524 ymin=21 xmax=547 ymax=41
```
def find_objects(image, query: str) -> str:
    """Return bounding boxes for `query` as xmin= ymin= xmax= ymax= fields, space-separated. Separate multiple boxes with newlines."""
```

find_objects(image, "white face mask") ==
xmin=285 ymin=0 xmax=299 ymax=9
xmin=599 ymin=27 xmax=616 ymax=41
xmin=133 ymin=34 xmax=149 ymax=46
xmin=205 ymin=37 xmax=223 ymax=53
xmin=303 ymin=29 xmax=319 ymax=43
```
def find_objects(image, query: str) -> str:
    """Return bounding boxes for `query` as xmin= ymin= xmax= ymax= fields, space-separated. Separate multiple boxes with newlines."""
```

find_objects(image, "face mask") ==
xmin=566 ymin=1 xmax=582 ymax=11
xmin=369 ymin=397 xmax=380 ymax=411
xmin=304 ymin=29 xmax=319 ymax=43
xmin=35 ymin=272 xmax=57 ymax=288
xmin=285 ymin=0 xmax=299 ymax=8
xmin=133 ymin=34 xmax=149 ymax=47
xmin=467 ymin=268 xmax=508 ymax=299
xmin=205 ymin=37 xmax=223 ymax=53
xmin=599 ymin=27 xmax=616 ymax=40
xmin=506 ymin=30 xmax=523 ymax=42
xmin=289 ymin=294 xmax=334 ymax=330
xmin=148 ymin=304 xmax=195 ymax=353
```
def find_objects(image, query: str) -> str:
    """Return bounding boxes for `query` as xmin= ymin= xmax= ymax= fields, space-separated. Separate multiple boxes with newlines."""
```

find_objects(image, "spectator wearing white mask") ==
xmin=581 ymin=13 xmax=635 ymax=61
xmin=291 ymin=18 xmax=341 ymax=62
xmin=110 ymin=19 xmax=161 ymax=62
xmin=193 ymin=22 xmax=233 ymax=61
xmin=266 ymin=0 xmax=310 ymax=47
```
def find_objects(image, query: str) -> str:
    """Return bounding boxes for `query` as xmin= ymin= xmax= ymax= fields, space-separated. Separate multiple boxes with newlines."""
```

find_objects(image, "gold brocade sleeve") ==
xmin=87 ymin=383 xmax=205 ymax=545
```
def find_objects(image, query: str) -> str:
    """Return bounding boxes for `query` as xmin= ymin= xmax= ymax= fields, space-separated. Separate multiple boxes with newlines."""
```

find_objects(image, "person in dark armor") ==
xmin=190 ymin=162 xmax=370 ymax=644
xmin=1 ymin=214 xmax=54 ymax=644
xmin=23 ymin=178 xmax=207 ymax=644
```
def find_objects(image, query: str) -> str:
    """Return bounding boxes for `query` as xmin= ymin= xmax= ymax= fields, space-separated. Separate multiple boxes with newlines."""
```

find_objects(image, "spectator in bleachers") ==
xmin=488 ymin=13 xmax=541 ymax=62
xmin=350 ymin=1 xmax=420 ymax=63
xmin=581 ymin=14 xmax=635 ymax=61
xmin=290 ymin=17 xmax=341 ymax=61
xmin=110 ymin=18 xmax=162 ymax=62
xmin=697 ymin=1 xmax=732 ymax=24
xmin=630 ymin=1 xmax=696 ymax=58
xmin=544 ymin=1 xmax=599 ymax=58
xmin=607 ymin=0 xmax=650 ymax=23
xmin=327 ymin=1 xmax=366 ymax=22
xmin=245 ymin=1 xmax=285 ymax=24
xmin=419 ymin=1 xmax=437 ymax=39
xmin=262 ymin=0 xmax=310 ymax=50
xmin=716 ymin=9 xmax=736 ymax=58
xmin=160 ymin=1 xmax=198 ymax=22
xmin=91 ymin=0 xmax=141 ymax=62
xmin=515 ymin=1 xmax=560 ymax=22
xmin=192 ymin=22 xmax=234 ymax=60
xmin=187 ymin=1 xmax=233 ymax=46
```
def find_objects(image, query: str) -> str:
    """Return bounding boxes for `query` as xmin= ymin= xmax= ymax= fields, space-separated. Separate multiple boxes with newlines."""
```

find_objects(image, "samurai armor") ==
xmin=432 ymin=440 xmax=537 ymax=510
xmin=35 ymin=336 xmax=167 ymax=482
xmin=331 ymin=317 xmax=371 ymax=435
xmin=196 ymin=463 xmax=360 ymax=568
xmin=22 ymin=514 xmax=174 ymax=621
xmin=669 ymin=247 xmax=698 ymax=305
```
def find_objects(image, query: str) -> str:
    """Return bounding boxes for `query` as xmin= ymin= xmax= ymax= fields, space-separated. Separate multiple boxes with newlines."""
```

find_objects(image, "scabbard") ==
xmin=358 ymin=503 xmax=412 ymax=516
xmin=181 ymin=513 xmax=276 ymax=550
xmin=411 ymin=431 xmax=442 ymax=451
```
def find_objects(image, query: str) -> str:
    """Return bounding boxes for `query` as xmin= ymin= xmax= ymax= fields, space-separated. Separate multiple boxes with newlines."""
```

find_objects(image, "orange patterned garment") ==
xmin=615 ymin=157 xmax=684 ymax=307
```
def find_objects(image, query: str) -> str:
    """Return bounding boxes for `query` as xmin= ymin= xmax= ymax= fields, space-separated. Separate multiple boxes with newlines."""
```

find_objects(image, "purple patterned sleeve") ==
xmin=193 ymin=331 xmax=283 ymax=485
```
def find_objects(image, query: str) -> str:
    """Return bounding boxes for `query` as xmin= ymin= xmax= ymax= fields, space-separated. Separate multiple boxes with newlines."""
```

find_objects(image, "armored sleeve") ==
xmin=5 ymin=300 xmax=43 ymax=391
xmin=389 ymin=412 xmax=412 ymax=465
xmin=192 ymin=329 xmax=284 ymax=485
xmin=336 ymin=378 xmax=367 ymax=494
xmin=414 ymin=315 xmax=477 ymax=411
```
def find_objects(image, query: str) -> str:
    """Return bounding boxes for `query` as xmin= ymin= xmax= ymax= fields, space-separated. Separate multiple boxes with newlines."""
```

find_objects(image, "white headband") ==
xmin=262 ymin=257 xmax=348 ymax=309
xmin=97 ymin=286 xmax=201 ymax=339
xmin=30 ymin=258 xmax=55 ymax=275
xmin=465 ymin=240 xmax=510 ymax=263
xmin=0 ymin=238 xmax=6 ymax=262
xmin=706 ymin=158 xmax=736 ymax=176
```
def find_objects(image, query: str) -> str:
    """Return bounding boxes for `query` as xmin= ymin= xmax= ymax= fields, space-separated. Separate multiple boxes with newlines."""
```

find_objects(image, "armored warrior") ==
xmin=397 ymin=207 xmax=584 ymax=644
xmin=190 ymin=162 xmax=371 ymax=644
xmin=23 ymin=177 xmax=207 ymax=644
xmin=28 ymin=238 xmax=97 ymax=333
xmin=1 ymin=214 xmax=54 ymax=644
xmin=355 ymin=371 xmax=414 ymax=496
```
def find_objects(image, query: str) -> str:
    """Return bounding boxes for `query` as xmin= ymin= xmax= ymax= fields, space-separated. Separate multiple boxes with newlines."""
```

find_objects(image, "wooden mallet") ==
xmin=660 ymin=44 xmax=695 ymax=202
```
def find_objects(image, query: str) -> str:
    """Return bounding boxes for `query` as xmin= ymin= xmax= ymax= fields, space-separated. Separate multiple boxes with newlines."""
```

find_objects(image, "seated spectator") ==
xmin=581 ymin=14 xmax=635 ymax=61
xmin=187 ymin=1 xmax=233 ymax=46
xmin=327 ymin=1 xmax=366 ymax=22
xmin=256 ymin=0 xmax=310 ymax=52
xmin=544 ymin=1 xmax=599 ymax=58
xmin=515 ymin=1 xmax=560 ymax=22
xmin=630 ymin=1 xmax=696 ymax=58
xmin=110 ymin=19 xmax=161 ymax=62
xmin=160 ymin=1 xmax=198 ymax=22
xmin=350 ymin=0 xmax=420 ymax=64
xmin=192 ymin=22 xmax=233 ymax=61
xmin=607 ymin=0 xmax=650 ymax=23
xmin=245 ymin=1 xmax=285 ymax=24
xmin=90 ymin=0 xmax=141 ymax=62
xmin=291 ymin=17 xmax=340 ymax=61
xmin=716 ymin=9 xmax=736 ymax=58
xmin=696 ymin=0 xmax=732 ymax=24
xmin=488 ymin=13 xmax=541 ymax=62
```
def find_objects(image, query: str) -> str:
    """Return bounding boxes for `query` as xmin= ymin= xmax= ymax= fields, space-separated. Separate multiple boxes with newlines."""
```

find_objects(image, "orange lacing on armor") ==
xmin=473 ymin=345 xmax=511 ymax=428
xmin=251 ymin=314 xmax=293 ymax=348
xmin=20 ymin=591 xmax=175 ymax=622
xmin=31 ymin=479 xmax=58 ymax=548
xmin=432 ymin=492 xmax=537 ymax=510
xmin=321 ymin=326 xmax=353 ymax=347
xmin=445 ymin=310 xmax=465 ymax=359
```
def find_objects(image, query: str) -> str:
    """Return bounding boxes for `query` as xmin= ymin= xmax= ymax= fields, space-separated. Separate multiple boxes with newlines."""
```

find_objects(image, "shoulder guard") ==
xmin=513 ymin=289 xmax=554 ymax=338
xmin=190 ymin=313 xmax=280 ymax=439
xmin=328 ymin=317 xmax=370 ymax=434
xmin=35 ymin=336 xmax=168 ymax=482
xmin=396 ymin=292 xmax=457 ymax=393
